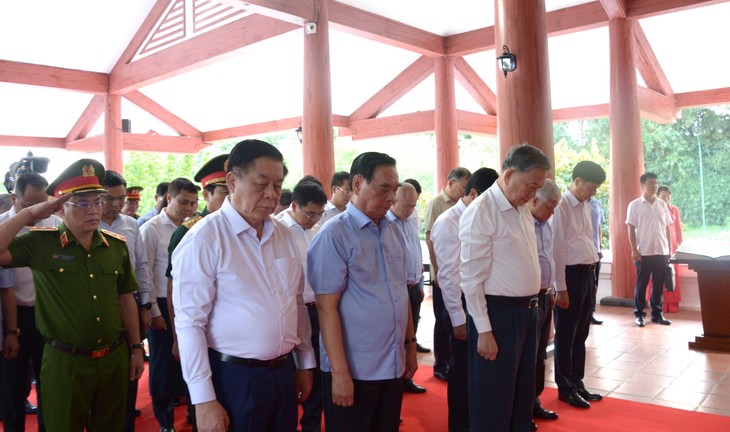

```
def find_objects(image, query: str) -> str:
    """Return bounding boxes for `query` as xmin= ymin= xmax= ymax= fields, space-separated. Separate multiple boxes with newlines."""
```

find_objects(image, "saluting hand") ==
xmin=331 ymin=371 xmax=355 ymax=407
xmin=26 ymin=194 xmax=71 ymax=223
xmin=477 ymin=331 xmax=498 ymax=361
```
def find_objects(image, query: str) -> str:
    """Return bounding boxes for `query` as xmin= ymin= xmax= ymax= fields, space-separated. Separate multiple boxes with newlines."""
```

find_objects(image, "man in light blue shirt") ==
xmin=308 ymin=152 xmax=417 ymax=432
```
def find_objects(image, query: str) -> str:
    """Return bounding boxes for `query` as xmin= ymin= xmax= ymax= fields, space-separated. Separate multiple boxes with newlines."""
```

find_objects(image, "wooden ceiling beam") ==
xmin=349 ymin=111 xmax=434 ymax=140
xmin=349 ymin=56 xmax=433 ymax=121
xmin=553 ymin=104 xmax=610 ymax=122
xmin=638 ymin=86 xmax=678 ymax=124
xmin=65 ymin=134 xmax=105 ymax=153
xmin=203 ymin=116 xmax=303 ymax=142
xmin=65 ymin=95 xmax=106 ymax=143
xmin=600 ymin=0 xmax=628 ymax=18
xmin=627 ymin=0 xmax=730 ymax=19
xmin=123 ymin=133 xmax=208 ymax=153
xmin=453 ymin=57 xmax=497 ymax=115
xmin=124 ymin=91 xmax=200 ymax=137
xmin=633 ymin=22 xmax=673 ymax=95
xmin=216 ymin=0 xmax=314 ymax=25
xmin=0 ymin=60 xmax=108 ymax=94
xmin=112 ymin=0 xmax=172 ymax=73
xmin=456 ymin=110 xmax=497 ymax=136
xmin=0 ymin=135 xmax=66 ymax=149
xmin=675 ymin=87 xmax=730 ymax=108
xmin=109 ymin=14 xmax=297 ymax=94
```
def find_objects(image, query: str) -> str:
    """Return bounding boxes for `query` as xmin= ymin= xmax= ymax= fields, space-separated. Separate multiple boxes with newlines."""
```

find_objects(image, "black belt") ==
xmin=208 ymin=348 xmax=291 ymax=369
xmin=485 ymin=294 xmax=539 ymax=309
xmin=305 ymin=302 xmax=317 ymax=310
xmin=568 ymin=263 xmax=597 ymax=272
xmin=46 ymin=336 xmax=125 ymax=359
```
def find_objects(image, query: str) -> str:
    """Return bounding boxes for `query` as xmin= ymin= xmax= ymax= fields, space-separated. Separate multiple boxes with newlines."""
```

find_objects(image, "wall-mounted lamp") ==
xmin=295 ymin=123 xmax=303 ymax=143
xmin=497 ymin=45 xmax=517 ymax=77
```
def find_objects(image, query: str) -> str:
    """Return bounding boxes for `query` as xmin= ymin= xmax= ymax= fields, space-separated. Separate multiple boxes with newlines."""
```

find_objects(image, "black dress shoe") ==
xmin=558 ymin=391 xmax=590 ymax=409
xmin=651 ymin=316 xmax=672 ymax=325
xmin=25 ymin=400 xmax=38 ymax=414
xmin=416 ymin=343 xmax=431 ymax=353
xmin=635 ymin=316 xmax=645 ymax=327
xmin=135 ymin=408 xmax=142 ymax=417
xmin=533 ymin=404 xmax=559 ymax=420
xmin=531 ymin=420 xmax=538 ymax=431
xmin=403 ymin=379 xmax=427 ymax=394
xmin=577 ymin=386 xmax=603 ymax=401
xmin=433 ymin=369 xmax=449 ymax=381
xmin=590 ymin=315 xmax=603 ymax=325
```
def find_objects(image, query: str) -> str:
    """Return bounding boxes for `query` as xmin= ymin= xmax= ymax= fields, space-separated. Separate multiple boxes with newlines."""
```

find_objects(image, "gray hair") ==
xmin=535 ymin=178 xmax=561 ymax=202
xmin=501 ymin=144 xmax=551 ymax=173
xmin=447 ymin=167 xmax=471 ymax=181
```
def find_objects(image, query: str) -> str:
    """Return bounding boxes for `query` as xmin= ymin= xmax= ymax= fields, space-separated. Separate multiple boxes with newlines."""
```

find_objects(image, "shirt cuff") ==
xmin=187 ymin=380 xmax=217 ymax=405
xmin=472 ymin=316 xmax=493 ymax=334
xmin=449 ymin=310 xmax=467 ymax=328
xmin=294 ymin=348 xmax=317 ymax=370
xmin=149 ymin=301 xmax=161 ymax=318
xmin=556 ymin=281 xmax=568 ymax=292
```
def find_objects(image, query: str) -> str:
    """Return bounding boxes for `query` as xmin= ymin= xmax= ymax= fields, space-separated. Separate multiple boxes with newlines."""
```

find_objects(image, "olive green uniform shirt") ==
xmin=7 ymin=224 xmax=139 ymax=349
xmin=165 ymin=208 xmax=209 ymax=278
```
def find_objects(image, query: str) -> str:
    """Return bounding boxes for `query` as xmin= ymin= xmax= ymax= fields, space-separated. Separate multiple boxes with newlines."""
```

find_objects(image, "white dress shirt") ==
xmin=626 ymin=195 xmax=673 ymax=256
xmin=552 ymin=190 xmax=599 ymax=292
xmin=172 ymin=198 xmax=315 ymax=404
xmin=140 ymin=209 xmax=178 ymax=317
xmin=459 ymin=183 xmax=540 ymax=333
xmin=319 ymin=201 xmax=341 ymax=226
xmin=100 ymin=213 xmax=152 ymax=305
xmin=275 ymin=210 xmax=318 ymax=304
xmin=431 ymin=199 xmax=467 ymax=327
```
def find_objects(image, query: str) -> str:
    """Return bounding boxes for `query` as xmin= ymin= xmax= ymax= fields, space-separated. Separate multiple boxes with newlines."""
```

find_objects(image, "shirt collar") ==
xmin=565 ymin=189 xmax=581 ymax=207
xmin=220 ymin=197 xmax=274 ymax=241
xmin=347 ymin=203 xmax=391 ymax=230
xmin=492 ymin=183 xmax=515 ymax=213
xmin=279 ymin=210 xmax=304 ymax=231
xmin=440 ymin=189 xmax=454 ymax=204
xmin=58 ymin=224 xmax=108 ymax=249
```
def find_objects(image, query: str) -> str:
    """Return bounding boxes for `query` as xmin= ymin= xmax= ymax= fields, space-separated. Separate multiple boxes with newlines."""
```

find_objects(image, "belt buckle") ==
xmin=91 ymin=347 xmax=109 ymax=359
xmin=528 ymin=297 xmax=539 ymax=309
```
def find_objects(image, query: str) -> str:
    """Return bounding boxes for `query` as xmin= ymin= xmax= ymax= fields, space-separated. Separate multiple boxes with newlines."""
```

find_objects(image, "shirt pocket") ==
xmin=45 ymin=261 xmax=77 ymax=291
xmin=274 ymin=257 xmax=302 ymax=297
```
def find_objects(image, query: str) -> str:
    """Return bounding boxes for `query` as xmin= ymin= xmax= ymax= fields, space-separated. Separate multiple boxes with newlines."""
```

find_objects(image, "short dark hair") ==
xmin=168 ymin=178 xmax=198 ymax=197
xmin=330 ymin=171 xmax=350 ymax=188
xmin=447 ymin=167 xmax=471 ymax=182
xmin=572 ymin=161 xmax=606 ymax=184
xmin=156 ymin=182 xmax=170 ymax=196
xmin=465 ymin=168 xmax=499 ymax=195
xmin=403 ymin=178 xmax=422 ymax=195
xmin=292 ymin=181 xmax=327 ymax=207
xmin=14 ymin=172 xmax=49 ymax=197
xmin=350 ymin=152 xmax=396 ymax=183
xmin=657 ymin=185 xmax=671 ymax=195
xmin=640 ymin=172 xmax=658 ymax=184
xmin=227 ymin=139 xmax=288 ymax=178
xmin=279 ymin=189 xmax=292 ymax=206
xmin=297 ymin=175 xmax=323 ymax=189
xmin=102 ymin=170 xmax=127 ymax=188
xmin=501 ymin=144 xmax=551 ymax=173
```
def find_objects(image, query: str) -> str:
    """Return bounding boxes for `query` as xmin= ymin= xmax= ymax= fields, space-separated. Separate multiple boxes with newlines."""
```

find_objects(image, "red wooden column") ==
xmin=609 ymin=18 xmax=644 ymax=299
xmin=494 ymin=0 xmax=554 ymax=165
xmin=302 ymin=0 xmax=334 ymax=186
xmin=434 ymin=56 xmax=459 ymax=191
xmin=104 ymin=94 xmax=124 ymax=173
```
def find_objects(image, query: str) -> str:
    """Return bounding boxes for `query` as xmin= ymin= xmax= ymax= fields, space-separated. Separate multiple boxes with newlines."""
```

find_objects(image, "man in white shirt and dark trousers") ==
xmin=172 ymin=140 xmax=315 ymax=432
xmin=553 ymin=161 xmax=606 ymax=410
xmin=275 ymin=179 xmax=327 ymax=432
xmin=460 ymin=145 xmax=550 ymax=431
xmin=626 ymin=172 xmax=674 ymax=327
xmin=431 ymin=167 xmax=498 ymax=432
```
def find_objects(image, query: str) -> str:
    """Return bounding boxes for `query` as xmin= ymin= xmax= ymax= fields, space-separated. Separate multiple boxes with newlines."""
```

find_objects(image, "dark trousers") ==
xmin=210 ymin=351 xmax=297 ymax=432
xmin=148 ymin=298 xmax=185 ymax=428
xmin=554 ymin=266 xmax=594 ymax=395
xmin=468 ymin=300 xmax=538 ymax=432
xmin=591 ymin=260 xmax=601 ymax=314
xmin=408 ymin=281 xmax=424 ymax=335
xmin=123 ymin=377 xmax=139 ymax=432
xmin=634 ymin=255 xmax=668 ymax=319
xmin=442 ymin=297 xmax=469 ymax=432
xmin=535 ymin=291 xmax=554 ymax=401
xmin=2 ymin=305 xmax=45 ymax=432
xmin=300 ymin=306 xmax=323 ymax=432
xmin=322 ymin=373 xmax=403 ymax=432
xmin=432 ymin=282 xmax=451 ymax=372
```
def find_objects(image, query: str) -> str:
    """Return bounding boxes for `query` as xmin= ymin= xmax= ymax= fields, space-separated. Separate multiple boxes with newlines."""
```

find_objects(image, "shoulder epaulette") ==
xmin=29 ymin=226 xmax=58 ymax=232
xmin=182 ymin=215 xmax=204 ymax=229
xmin=100 ymin=229 xmax=127 ymax=243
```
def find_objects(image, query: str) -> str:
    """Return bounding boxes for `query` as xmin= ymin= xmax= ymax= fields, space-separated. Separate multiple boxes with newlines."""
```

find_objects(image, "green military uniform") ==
xmin=5 ymin=159 xmax=140 ymax=432
xmin=165 ymin=207 xmax=208 ymax=278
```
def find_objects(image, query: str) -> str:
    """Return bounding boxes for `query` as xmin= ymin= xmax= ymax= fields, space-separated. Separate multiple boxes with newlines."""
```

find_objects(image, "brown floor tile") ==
xmin=696 ymin=406 xmax=730 ymax=417
xmin=588 ymin=367 xmax=636 ymax=381
xmin=700 ymin=394 xmax=730 ymax=410
xmin=607 ymin=392 xmax=653 ymax=403
xmin=580 ymin=376 xmax=622 ymax=393
xmin=612 ymin=382 xmax=665 ymax=398
xmin=626 ymin=373 xmax=675 ymax=387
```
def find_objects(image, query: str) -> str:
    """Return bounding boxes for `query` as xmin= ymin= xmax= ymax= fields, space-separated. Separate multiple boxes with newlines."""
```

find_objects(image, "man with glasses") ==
xmin=424 ymin=167 xmax=471 ymax=381
xmin=99 ymin=170 xmax=153 ymax=431
xmin=0 ymin=159 xmax=144 ymax=431
xmin=320 ymin=171 xmax=350 ymax=225
xmin=276 ymin=179 xmax=327 ymax=432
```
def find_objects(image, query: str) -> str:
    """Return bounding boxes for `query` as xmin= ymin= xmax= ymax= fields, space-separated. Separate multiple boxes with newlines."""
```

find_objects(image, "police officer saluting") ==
xmin=0 ymin=159 xmax=145 ymax=432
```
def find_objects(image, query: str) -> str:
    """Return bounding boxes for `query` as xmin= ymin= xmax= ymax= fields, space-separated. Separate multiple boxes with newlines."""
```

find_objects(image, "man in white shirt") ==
xmin=275 ymin=179 xmax=327 ymax=432
xmin=172 ymin=140 xmax=315 ymax=432
xmin=140 ymin=178 xmax=198 ymax=432
xmin=431 ymin=167 xmax=498 ymax=432
xmin=553 ymin=161 xmax=606 ymax=409
xmin=459 ymin=144 xmax=550 ymax=431
xmin=319 ymin=171 xmax=350 ymax=225
xmin=626 ymin=172 xmax=674 ymax=327
xmin=0 ymin=172 xmax=61 ymax=432
xmin=137 ymin=182 xmax=169 ymax=226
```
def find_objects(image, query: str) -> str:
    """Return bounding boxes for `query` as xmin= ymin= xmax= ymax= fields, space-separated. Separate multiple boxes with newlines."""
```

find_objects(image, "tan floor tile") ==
xmin=626 ymin=373 xmax=675 ymax=387
xmin=655 ymin=387 xmax=708 ymax=406
xmin=676 ymin=369 xmax=727 ymax=383
xmin=700 ymin=394 xmax=730 ymax=410
xmin=607 ymin=392 xmax=653 ymax=403
xmin=581 ymin=376 xmax=622 ymax=393
xmin=668 ymin=378 xmax=718 ymax=393
xmin=649 ymin=398 xmax=699 ymax=412
xmin=612 ymin=382 xmax=665 ymax=398
xmin=711 ymin=381 xmax=730 ymax=396
xmin=696 ymin=406 xmax=730 ymax=417
xmin=588 ymin=366 xmax=636 ymax=381
xmin=638 ymin=362 xmax=686 ymax=377
xmin=604 ymin=359 xmax=646 ymax=372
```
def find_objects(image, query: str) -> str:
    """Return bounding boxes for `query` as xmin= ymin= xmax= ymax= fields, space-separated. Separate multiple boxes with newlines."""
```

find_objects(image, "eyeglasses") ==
xmin=101 ymin=196 xmax=127 ymax=204
xmin=65 ymin=200 xmax=103 ymax=210
xmin=453 ymin=182 xmax=466 ymax=191
xmin=336 ymin=186 xmax=352 ymax=195
xmin=304 ymin=211 xmax=325 ymax=220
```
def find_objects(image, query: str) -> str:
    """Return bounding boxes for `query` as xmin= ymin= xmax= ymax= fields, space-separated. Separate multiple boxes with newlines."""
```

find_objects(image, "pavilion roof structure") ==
xmin=1 ymin=0 xmax=729 ymax=155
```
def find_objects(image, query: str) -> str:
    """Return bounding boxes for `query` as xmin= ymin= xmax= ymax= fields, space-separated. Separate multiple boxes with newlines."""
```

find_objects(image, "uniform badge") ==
xmin=60 ymin=231 xmax=69 ymax=248
xmin=82 ymin=164 xmax=95 ymax=177
xmin=52 ymin=253 xmax=75 ymax=262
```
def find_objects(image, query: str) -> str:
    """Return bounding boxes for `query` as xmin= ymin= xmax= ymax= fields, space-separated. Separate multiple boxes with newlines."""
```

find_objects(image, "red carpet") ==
xmin=5 ymin=365 xmax=729 ymax=431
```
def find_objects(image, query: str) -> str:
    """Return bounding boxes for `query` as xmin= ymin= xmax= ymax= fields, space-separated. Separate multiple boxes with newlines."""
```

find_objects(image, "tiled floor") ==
xmin=413 ymin=297 xmax=730 ymax=417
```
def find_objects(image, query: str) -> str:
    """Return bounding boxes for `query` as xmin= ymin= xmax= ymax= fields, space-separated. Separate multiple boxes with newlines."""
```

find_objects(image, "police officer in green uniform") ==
xmin=0 ymin=159 xmax=145 ymax=432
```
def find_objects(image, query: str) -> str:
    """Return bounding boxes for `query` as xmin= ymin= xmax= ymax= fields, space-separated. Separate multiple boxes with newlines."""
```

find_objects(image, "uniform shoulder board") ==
xmin=29 ymin=226 xmax=59 ymax=232
xmin=100 ymin=229 xmax=127 ymax=243
xmin=182 ymin=215 xmax=203 ymax=229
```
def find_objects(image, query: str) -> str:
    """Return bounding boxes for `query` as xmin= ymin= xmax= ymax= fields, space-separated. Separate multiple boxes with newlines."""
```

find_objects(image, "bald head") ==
xmin=391 ymin=182 xmax=418 ymax=220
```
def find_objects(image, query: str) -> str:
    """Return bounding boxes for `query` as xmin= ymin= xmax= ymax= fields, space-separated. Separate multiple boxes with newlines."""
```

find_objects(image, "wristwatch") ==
xmin=404 ymin=336 xmax=417 ymax=346
xmin=130 ymin=343 xmax=145 ymax=351
xmin=4 ymin=328 xmax=20 ymax=336
xmin=140 ymin=302 xmax=152 ymax=310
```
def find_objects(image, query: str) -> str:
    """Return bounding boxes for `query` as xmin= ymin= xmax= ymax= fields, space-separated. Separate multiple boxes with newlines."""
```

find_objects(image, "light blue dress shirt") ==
xmin=386 ymin=209 xmax=423 ymax=286
xmin=534 ymin=217 xmax=555 ymax=289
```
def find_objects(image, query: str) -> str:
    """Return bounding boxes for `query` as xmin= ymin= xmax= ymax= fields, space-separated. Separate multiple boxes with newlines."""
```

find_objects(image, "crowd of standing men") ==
xmin=0 ymin=139 xmax=681 ymax=432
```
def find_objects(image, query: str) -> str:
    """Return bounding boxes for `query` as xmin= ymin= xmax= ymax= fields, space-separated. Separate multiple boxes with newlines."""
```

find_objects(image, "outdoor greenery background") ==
xmin=123 ymin=107 xmax=729 ymax=247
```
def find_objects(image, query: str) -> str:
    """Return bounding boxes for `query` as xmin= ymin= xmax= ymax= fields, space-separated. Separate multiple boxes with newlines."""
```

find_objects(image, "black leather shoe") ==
xmin=416 ymin=343 xmax=431 ymax=353
xmin=530 ymin=420 xmax=538 ymax=431
xmin=651 ymin=316 xmax=672 ymax=325
xmin=403 ymin=379 xmax=427 ymax=394
xmin=558 ymin=391 xmax=590 ymax=409
xmin=533 ymin=404 xmax=559 ymax=420
xmin=590 ymin=315 xmax=603 ymax=325
xmin=433 ymin=369 xmax=449 ymax=381
xmin=135 ymin=408 xmax=141 ymax=417
xmin=635 ymin=316 xmax=645 ymax=327
xmin=577 ymin=386 xmax=603 ymax=401
xmin=25 ymin=400 xmax=38 ymax=414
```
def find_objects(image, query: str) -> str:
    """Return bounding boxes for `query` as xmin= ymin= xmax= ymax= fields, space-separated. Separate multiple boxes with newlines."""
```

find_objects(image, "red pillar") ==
xmin=434 ymin=56 xmax=459 ymax=192
xmin=302 ymin=1 xmax=335 ymax=186
xmin=494 ymin=0 xmax=554 ymax=166
xmin=104 ymin=94 xmax=124 ymax=173
xmin=609 ymin=18 xmax=645 ymax=299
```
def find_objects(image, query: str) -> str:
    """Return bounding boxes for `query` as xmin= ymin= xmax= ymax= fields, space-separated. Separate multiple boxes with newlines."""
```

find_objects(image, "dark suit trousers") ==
xmin=554 ymin=266 xmax=594 ymax=395
xmin=322 ymin=373 xmax=403 ymax=432
xmin=147 ymin=298 xmax=183 ymax=428
xmin=634 ymin=255 xmax=668 ymax=319
xmin=432 ymin=282 xmax=451 ymax=372
xmin=300 ymin=305 xmax=323 ymax=432
xmin=443 ymin=297 xmax=469 ymax=432
xmin=535 ymin=291 xmax=554 ymax=400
